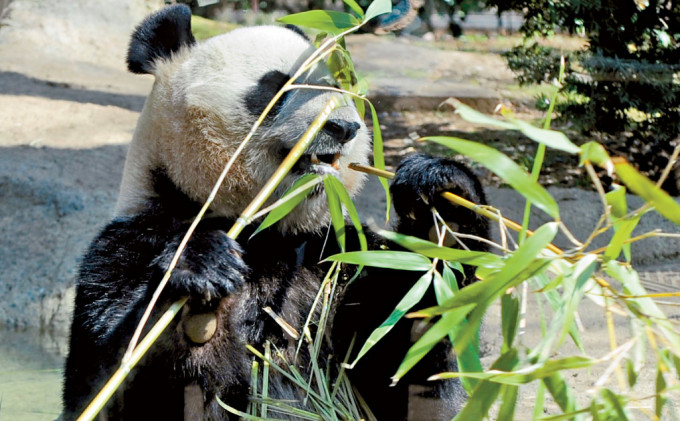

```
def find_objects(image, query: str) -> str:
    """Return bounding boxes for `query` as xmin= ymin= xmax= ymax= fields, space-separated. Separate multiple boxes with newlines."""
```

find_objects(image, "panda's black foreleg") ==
xmin=391 ymin=153 xmax=490 ymax=283
xmin=62 ymin=204 xmax=250 ymax=419
xmin=335 ymin=154 xmax=489 ymax=419
xmin=152 ymin=222 xmax=250 ymax=305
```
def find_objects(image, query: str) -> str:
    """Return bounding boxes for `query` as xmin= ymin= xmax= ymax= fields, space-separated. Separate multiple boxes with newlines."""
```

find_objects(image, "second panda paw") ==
xmin=153 ymin=229 xmax=250 ymax=301
xmin=390 ymin=154 xmax=488 ymax=237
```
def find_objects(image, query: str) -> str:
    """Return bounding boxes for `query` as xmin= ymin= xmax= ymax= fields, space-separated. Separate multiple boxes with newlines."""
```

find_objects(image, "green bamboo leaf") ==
xmin=425 ymin=136 xmax=559 ymax=219
xmin=498 ymin=385 xmax=518 ymax=420
xmin=446 ymin=99 xmax=515 ymax=130
xmin=604 ymin=216 xmax=641 ymax=261
xmin=606 ymin=184 xmax=627 ymax=219
xmin=392 ymin=303 xmax=475 ymax=382
xmin=410 ymin=223 xmax=558 ymax=322
xmin=605 ymin=184 xmax=634 ymax=261
xmin=600 ymin=388 xmax=630 ymax=420
xmin=433 ymin=269 xmax=455 ymax=304
xmin=613 ymin=157 xmax=680 ymax=226
xmin=325 ymin=250 xmax=431 ymax=271
xmin=433 ymin=356 xmax=596 ymax=385
xmin=378 ymin=229 xmax=502 ymax=267
xmin=656 ymin=365 xmax=667 ymax=418
xmin=350 ymin=270 xmax=434 ymax=367
xmin=580 ymin=141 xmax=613 ymax=171
xmin=533 ymin=381 xmax=547 ymax=420
xmin=544 ymin=372 xmax=580 ymax=417
xmin=323 ymin=175 xmax=346 ymax=251
xmin=367 ymin=101 xmax=391 ymax=221
xmin=510 ymin=119 xmax=580 ymax=154
xmin=434 ymin=268 xmax=482 ymax=392
xmin=452 ymin=349 xmax=519 ymax=421
xmin=323 ymin=175 xmax=367 ymax=251
xmin=342 ymin=0 xmax=364 ymax=17
xmin=533 ymin=273 xmax=585 ymax=352
xmin=625 ymin=359 xmax=637 ymax=388
xmin=630 ymin=318 xmax=646 ymax=381
xmin=556 ymin=255 xmax=598 ymax=349
xmin=364 ymin=0 xmax=392 ymax=22
xmin=278 ymin=10 xmax=360 ymax=34
xmin=253 ymin=174 xmax=321 ymax=237
xmin=501 ymin=291 xmax=520 ymax=352
xmin=606 ymin=262 xmax=680 ymax=351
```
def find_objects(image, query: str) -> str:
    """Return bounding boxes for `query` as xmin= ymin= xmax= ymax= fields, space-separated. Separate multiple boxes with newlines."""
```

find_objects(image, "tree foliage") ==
xmin=487 ymin=0 xmax=680 ymax=193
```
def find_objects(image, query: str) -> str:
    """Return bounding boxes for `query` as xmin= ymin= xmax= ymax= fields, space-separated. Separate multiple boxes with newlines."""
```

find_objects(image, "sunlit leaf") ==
xmin=433 ymin=267 xmax=482 ymax=392
xmin=323 ymin=175 xmax=367 ymax=251
xmin=600 ymin=388 xmax=630 ymax=420
xmin=350 ymin=270 xmax=433 ymax=367
xmin=425 ymin=136 xmax=559 ymax=218
xmin=253 ymin=174 xmax=321 ymax=236
xmin=580 ymin=141 xmax=613 ymax=173
xmin=444 ymin=98 xmax=515 ymax=130
xmin=510 ymin=119 xmax=580 ymax=154
xmin=378 ymin=229 xmax=502 ymax=267
xmin=498 ymin=385 xmax=518 ymax=420
xmin=606 ymin=184 xmax=627 ymax=219
xmin=544 ymin=372 xmax=580 ymax=416
xmin=278 ymin=10 xmax=360 ymax=35
xmin=501 ymin=291 xmax=520 ymax=352
xmin=656 ymin=365 xmax=667 ymax=418
xmin=606 ymin=262 xmax=680 ymax=352
xmin=325 ymin=250 xmax=431 ymax=271
xmin=625 ymin=358 xmax=637 ymax=388
xmin=392 ymin=303 xmax=475 ymax=382
xmin=364 ymin=0 xmax=392 ymax=22
xmin=323 ymin=175 xmax=346 ymax=251
xmin=452 ymin=349 xmax=519 ymax=421
xmin=433 ymin=356 xmax=596 ymax=385
xmin=533 ymin=273 xmax=585 ymax=352
xmin=613 ymin=157 xmax=680 ymax=226
xmin=367 ymin=101 xmax=391 ymax=221
xmin=342 ymin=0 xmax=364 ymax=18
xmin=605 ymin=216 xmax=641 ymax=261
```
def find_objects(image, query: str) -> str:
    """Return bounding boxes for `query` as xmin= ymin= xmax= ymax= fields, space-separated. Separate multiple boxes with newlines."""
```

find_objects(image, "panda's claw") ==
xmin=153 ymin=230 xmax=250 ymax=300
xmin=390 ymin=153 xmax=488 ymax=238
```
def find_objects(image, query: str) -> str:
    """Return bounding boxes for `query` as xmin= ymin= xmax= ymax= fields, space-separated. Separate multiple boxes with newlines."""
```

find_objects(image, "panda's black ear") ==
xmin=284 ymin=24 xmax=310 ymax=42
xmin=127 ymin=4 xmax=196 ymax=75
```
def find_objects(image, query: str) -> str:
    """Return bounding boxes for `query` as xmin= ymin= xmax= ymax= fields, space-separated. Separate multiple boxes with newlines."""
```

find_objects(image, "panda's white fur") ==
xmin=116 ymin=25 xmax=370 ymax=233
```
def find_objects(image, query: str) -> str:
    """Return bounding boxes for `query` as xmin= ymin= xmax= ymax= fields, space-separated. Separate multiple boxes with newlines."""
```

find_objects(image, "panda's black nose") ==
xmin=323 ymin=120 xmax=360 ymax=144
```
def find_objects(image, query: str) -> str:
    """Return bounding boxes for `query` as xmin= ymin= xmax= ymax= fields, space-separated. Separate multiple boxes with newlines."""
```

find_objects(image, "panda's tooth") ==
xmin=311 ymin=153 xmax=319 ymax=164
xmin=331 ymin=153 xmax=341 ymax=170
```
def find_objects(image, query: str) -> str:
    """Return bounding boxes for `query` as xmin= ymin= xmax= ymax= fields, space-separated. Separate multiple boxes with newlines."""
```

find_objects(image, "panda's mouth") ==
xmin=281 ymin=149 xmax=342 ymax=174
xmin=310 ymin=152 xmax=341 ymax=169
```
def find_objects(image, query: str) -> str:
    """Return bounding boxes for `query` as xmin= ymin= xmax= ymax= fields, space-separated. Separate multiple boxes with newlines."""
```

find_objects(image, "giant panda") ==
xmin=62 ymin=4 xmax=490 ymax=420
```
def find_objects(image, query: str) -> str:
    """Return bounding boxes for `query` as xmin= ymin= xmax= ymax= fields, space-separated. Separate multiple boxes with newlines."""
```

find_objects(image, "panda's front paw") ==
xmin=154 ymin=229 xmax=249 ymax=300
xmin=390 ymin=154 xmax=488 ymax=236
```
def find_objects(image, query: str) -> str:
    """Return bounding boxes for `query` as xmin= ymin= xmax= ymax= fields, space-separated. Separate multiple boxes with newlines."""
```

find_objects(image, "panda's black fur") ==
xmin=62 ymin=5 xmax=490 ymax=420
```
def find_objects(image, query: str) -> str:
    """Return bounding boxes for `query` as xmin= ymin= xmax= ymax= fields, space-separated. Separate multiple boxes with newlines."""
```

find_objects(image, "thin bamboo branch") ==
xmin=347 ymin=163 xmax=565 ymax=256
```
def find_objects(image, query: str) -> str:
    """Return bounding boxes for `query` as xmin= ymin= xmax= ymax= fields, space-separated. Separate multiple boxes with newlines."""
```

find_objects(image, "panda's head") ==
xmin=116 ymin=5 xmax=371 ymax=233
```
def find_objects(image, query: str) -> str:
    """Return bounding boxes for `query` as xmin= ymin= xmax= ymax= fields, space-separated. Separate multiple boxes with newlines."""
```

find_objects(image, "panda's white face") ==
xmin=117 ymin=24 xmax=371 ymax=233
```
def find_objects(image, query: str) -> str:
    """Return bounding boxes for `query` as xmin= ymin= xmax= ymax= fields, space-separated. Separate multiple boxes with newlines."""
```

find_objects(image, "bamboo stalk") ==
xmin=347 ymin=162 xmax=564 ymax=255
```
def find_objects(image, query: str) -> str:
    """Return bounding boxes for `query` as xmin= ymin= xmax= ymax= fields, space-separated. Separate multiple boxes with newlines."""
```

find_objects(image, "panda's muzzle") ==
xmin=282 ymin=119 xmax=358 ymax=174
xmin=322 ymin=120 xmax=360 ymax=144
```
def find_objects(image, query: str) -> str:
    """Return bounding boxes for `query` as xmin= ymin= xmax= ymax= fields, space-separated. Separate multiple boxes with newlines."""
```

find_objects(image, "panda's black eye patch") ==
xmin=245 ymin=70 xmax=291 ymax=118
